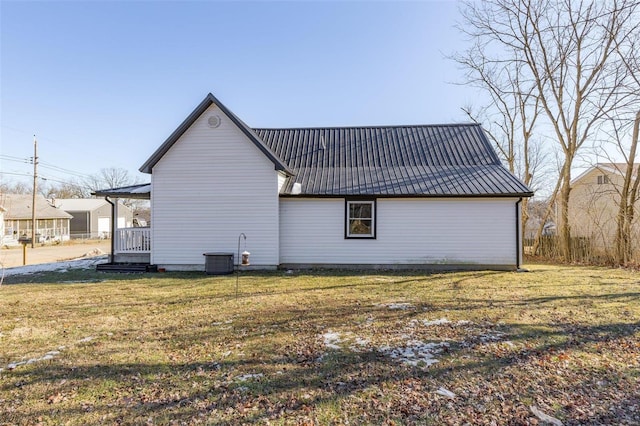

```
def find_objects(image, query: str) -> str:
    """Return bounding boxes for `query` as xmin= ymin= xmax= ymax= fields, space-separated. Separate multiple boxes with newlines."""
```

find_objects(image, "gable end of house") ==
xmin=139 ymin=93 xmax=292 ymax=175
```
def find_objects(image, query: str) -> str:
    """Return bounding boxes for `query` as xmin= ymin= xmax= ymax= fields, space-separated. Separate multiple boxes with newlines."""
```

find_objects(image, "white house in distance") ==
xmin=1 ymin=193 xmax=72 ymax=246
xmin=52 ymin=198 xmax=134 ymax=239
xmin=95 ymin=93 xmax=533 ymax=271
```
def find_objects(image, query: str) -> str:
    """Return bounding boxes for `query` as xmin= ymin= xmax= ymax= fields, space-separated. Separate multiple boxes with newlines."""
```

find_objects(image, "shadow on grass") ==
xmin=1 ymin=268 xmax=507 ymax=286
xmin=3 ymin=307 xmax=639 ymax=424
xmin=2 ymin=267 xmax=639 ymax=422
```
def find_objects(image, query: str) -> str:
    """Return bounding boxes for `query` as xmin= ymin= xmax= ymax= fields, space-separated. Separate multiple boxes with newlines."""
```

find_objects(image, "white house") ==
xmin=95 ymin=93 xmax=533 ymax=271
xmin=1 ymin=194 xmax=72 ymax=246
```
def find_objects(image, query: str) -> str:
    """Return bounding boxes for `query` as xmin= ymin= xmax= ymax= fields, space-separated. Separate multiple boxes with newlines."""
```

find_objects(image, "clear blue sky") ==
xmin=1 ymin=0 xmax=482 ymax=187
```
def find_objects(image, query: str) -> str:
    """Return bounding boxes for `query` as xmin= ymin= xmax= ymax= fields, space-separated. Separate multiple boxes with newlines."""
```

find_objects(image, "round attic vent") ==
xmin=207 ymin=115 xmax=221 ymax=128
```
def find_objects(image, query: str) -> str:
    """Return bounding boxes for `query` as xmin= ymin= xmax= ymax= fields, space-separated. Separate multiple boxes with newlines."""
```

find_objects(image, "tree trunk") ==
xmin=558 ymin=162 xmax=572 ymax=261
xmin=531 ymin=179 xmax=561 ymax=256
xmin=616 ymin=111 xmax=640 ymax=264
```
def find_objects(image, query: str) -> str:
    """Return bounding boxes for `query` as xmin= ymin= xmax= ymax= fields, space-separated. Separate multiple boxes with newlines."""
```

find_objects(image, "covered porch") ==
xmin=92 ymin=184 xmax=153 ymax=271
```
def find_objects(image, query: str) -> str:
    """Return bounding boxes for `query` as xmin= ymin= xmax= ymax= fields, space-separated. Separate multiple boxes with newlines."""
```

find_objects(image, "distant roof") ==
xmin=139 ymin=93 xmax=293 ymax=175
xmin=1 ymin=194 xmax=73 ymax=220
xmin=571 ymin=162 xmax=638 ymax=184
xmin=92 ymin=183 xmax=151 ymax=199
xmin=53 ymin=198 xmax=108 ymax=211
xmin=255 ymin=125 xmax=532 ymax=197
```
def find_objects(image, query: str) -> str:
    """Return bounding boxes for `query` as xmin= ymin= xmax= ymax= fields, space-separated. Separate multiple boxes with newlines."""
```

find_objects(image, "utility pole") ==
xmin=31 ymin=136 xmax=38 ymax=249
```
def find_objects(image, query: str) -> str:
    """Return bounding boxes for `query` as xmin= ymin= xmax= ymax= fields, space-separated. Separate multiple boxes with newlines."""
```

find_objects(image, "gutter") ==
xmin=104 ymin=196 xmax=115 ymax=264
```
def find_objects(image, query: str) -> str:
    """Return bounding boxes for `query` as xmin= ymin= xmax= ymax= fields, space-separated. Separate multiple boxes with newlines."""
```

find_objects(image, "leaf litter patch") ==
xmin=319 ymin=317 xmax=509 ymax=368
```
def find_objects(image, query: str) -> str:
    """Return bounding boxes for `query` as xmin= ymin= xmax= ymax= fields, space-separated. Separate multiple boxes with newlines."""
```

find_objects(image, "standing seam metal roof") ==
xmin=253 ymin=125 xmax=532 ymax=197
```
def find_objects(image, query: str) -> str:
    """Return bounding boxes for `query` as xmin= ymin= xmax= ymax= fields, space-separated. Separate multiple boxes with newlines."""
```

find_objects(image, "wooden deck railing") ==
xmin=115 ymin=227 xmax=150 ymax=253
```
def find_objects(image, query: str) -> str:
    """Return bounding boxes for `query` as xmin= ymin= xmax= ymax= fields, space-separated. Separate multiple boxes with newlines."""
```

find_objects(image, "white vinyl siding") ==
xmin=151 ymin=104 xmax=279 ymax=269
xmin=280 ymin=198 xmax=518 ymax=266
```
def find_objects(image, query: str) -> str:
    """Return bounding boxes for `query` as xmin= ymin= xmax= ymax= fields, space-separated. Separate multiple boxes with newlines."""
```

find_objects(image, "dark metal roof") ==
xmin=93 ymin=183 xmax=151 ymax=199
xmin=139 ymin=93 xmax=293 ymax=175
xmin=253 ymin=125 xmax=533 ymax=197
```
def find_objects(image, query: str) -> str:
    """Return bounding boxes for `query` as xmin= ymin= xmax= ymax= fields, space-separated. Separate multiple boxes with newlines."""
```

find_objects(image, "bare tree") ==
xmin=458 ymin=0 xmax=640 ymax=260
xmin=595 ymin=26 xmax=640 ymax=265
xmin=612 ymin=27 xmax=640 ymax=265
xmin=603 ymin=112 xmax=640 ymax=264
xmin=79 ymin=167 xmax=144 ymax=210
xmin=455 ymin=46 xmax=545 ymax=241
xmin=0 ymin=181 xmax=31 ymax=195
xmin=83 ymin=167 xmax=141 ymax=194
xmin=40 ymin=180 xmax=88 ymax=199
xmin=2 ymin=167 xmax=144 ymax=211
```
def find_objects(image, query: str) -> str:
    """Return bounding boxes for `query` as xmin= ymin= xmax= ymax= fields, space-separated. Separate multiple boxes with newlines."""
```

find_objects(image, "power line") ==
xmin=1 ymin=156 xmax=92 ymax=180
xmin=0 ymin=155 xmax=31 ymax=164
xmin=39 ymin=163 xmax=91 ymax=179
xmin=0 ymin=171 xmax=32 ymax=178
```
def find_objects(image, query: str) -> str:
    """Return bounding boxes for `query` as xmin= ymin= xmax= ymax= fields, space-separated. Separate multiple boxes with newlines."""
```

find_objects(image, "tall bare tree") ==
xmin=613 ymin=27 xmax=640 ymax=265
xmin=455 ymin=45 xmax=544 ymax=240
xmin=603 ymin=112 xmax=640 ymax=264
xmin=458 ymin=0 xmax=640 ymax=260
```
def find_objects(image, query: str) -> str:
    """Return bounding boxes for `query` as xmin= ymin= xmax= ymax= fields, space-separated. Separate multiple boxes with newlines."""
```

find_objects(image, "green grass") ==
xmin=1 ymin=265 xmax=639 ymax=425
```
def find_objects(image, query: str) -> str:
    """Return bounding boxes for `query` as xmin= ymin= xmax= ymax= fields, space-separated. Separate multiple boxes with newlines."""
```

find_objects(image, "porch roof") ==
xmin=92 ymin=183 xmax=151 ymax=199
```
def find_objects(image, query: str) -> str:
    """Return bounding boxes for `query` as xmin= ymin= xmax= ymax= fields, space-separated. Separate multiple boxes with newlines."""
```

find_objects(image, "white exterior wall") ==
xmin=280 ymin=197 xmax=519 ymax=267
xmin=151 ymin=104 xmax=280 ymax=270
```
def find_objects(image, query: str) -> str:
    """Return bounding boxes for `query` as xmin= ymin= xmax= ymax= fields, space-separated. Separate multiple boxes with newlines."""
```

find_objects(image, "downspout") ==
xmin=515 ymin=198 xmax=522 ymax=271
xmin=104 ymin=196 xmax=115 ymax=264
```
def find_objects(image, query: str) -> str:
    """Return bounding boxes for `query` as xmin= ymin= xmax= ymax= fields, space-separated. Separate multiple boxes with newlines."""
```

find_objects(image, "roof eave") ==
xmin=279 ymin=192 xmax=534 ymax=198
xmin=92 ymin=183 xmax=152 ymax=200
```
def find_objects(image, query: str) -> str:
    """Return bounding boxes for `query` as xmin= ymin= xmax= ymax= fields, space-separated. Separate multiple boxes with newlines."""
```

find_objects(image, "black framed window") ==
xmin=346 ymin=200 xmax=375 ymax=238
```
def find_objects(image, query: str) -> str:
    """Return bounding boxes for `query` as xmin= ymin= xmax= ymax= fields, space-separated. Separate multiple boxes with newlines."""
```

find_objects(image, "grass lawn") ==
xmin=1 ymin=264 xmax=639 ymax=425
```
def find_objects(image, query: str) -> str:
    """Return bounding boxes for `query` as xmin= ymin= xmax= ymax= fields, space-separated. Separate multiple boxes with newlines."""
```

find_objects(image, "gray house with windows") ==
xmin=97 ymin=92 xmax=532 ymax=271
xmin=53 ymin=198 xmax=134 ymax=239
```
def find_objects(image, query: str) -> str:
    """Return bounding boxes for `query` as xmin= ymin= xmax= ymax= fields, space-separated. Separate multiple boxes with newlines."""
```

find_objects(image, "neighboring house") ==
xmin=568 ymin=163 xmax=640 ymax=250
xmin=95 ymin=93 xmax=533 ymax=271
xmin=1 ymin=194 xmax=72 ymax=246
xmin=52 ymin=198 xmax=134 ymax=239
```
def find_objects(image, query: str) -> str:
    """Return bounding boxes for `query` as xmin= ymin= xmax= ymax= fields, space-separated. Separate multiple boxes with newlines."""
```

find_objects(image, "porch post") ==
xmin=104 ymin=197 xmax=115 ymax=264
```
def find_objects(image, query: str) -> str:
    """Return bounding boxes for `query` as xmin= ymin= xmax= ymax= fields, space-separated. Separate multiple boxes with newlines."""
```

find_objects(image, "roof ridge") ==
xmin=252 ymin=123 xmax=480 ymax=131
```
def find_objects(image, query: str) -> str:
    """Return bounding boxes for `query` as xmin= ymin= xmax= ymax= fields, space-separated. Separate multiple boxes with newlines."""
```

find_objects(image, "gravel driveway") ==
xmin=0 ymin=241 xmax=111 ymax=269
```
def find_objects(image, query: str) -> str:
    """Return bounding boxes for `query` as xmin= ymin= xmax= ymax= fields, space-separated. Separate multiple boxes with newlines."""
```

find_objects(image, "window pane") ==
xmin=350 ymin=219 xmax=372 ymax=235
xmin=350 ymin=203 xmax=372 ymax=219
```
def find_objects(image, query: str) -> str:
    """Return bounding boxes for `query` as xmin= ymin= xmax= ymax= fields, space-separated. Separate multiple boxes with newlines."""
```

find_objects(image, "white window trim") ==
xmin=346 ymin=200 xmax=376 ymax=239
